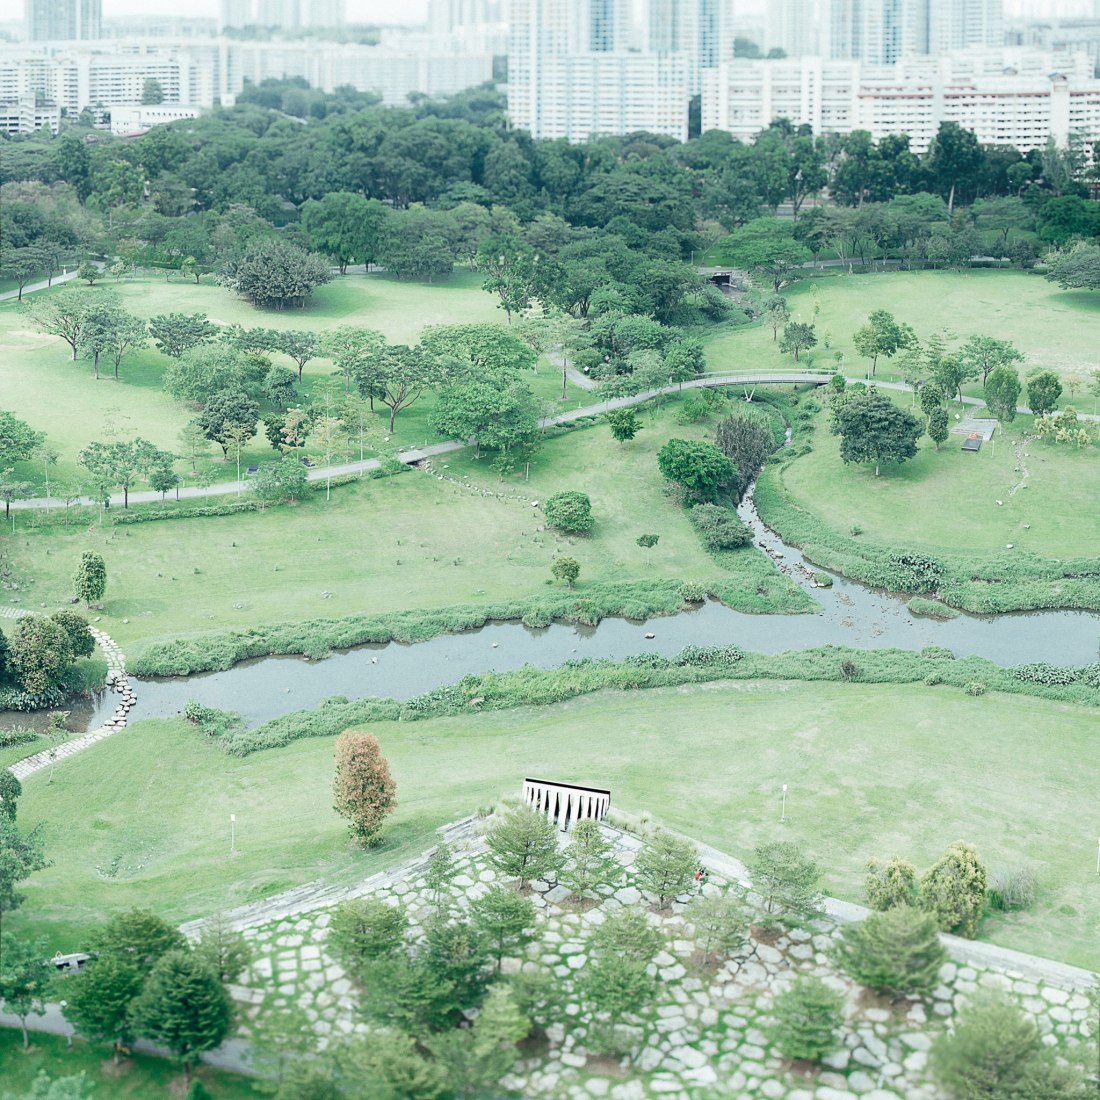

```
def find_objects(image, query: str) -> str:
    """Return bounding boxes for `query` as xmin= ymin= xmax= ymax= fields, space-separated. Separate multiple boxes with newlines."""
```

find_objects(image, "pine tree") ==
xmin=634 ymin=830 xmax=697 ymax=908
xmin=561 ymin=819 xmax=621 ymax=901
xmin=485 ymin=805 xmax=564 ymax=890
xmin=684 ymin=893 xmax=750 ymax=966
xmin=332 ymin=729 xmax=397 ymax=846
xmin=424 ymin=840 xmax=457 ymax=910
xmin=748 ymin=841 xmax=824 ymax=925
xmin=130 ymin=950 xmax=233 ymax=1085
xmin=769 ymin=977 xmax=845 ymax=1063
xmin=62 ymin=954 xmax=144 ymax=1061
xmin=834 ymin=906 xmax=947 ymax=999
xmin=470 ymin=885 xmax=539 ymax=971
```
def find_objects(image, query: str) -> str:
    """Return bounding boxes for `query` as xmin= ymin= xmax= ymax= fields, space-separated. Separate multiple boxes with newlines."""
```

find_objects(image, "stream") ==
xmin=10 ymin=481 xmax=1096 ymax=735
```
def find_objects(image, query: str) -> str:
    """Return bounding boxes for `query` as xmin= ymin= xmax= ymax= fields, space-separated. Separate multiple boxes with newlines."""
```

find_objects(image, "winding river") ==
xmin=22 ymin=483 xmax=1097 ymax=735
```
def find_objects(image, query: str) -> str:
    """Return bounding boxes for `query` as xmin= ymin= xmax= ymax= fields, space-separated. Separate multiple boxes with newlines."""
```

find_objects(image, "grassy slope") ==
xmin=703 ymin=269 xmax=1100 ymax=387
xmin=11 ymin=680 xmax=1099 ymax=968
xmin=778 ymin=398 xmax=1099 ymax=559
xmin=2 ymin=400 xmax=805 ymax=652
xmin=0 ymin=1031 xmax=253 ymax=1099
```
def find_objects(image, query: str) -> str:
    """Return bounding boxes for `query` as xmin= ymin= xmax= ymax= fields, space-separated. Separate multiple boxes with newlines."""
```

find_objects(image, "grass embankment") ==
xmin=754 ymin=395 xmax=1100 ymax=612
xmin=3 ymin=398 xmax=811 ymax=658
xmin=703 ymin=269 xmax=1100 ymax=391
xmin=12 ymin=680 xmax=1100 ymax=968
xmin=0 ymin=1030 xmax=253 ymax=1099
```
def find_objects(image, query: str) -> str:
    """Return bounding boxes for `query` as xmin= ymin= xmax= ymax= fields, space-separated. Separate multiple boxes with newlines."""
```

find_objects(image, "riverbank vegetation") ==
xmin=755 ymin=390 xmax=1100 ymax=612
xmin=11 ymin=679 xmax=1100 ymax=967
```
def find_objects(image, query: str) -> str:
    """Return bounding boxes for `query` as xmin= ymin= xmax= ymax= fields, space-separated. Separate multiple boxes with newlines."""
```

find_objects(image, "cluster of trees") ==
xmin=0 ymin=608 xmax=94 ymax=703
xmin=56 ymin=909 xmax=241 ymax=1084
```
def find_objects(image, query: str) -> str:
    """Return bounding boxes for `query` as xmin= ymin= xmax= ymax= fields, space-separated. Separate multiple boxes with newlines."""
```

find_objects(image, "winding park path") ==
xmin=9 ymin=364 xmax=1097 ymax=514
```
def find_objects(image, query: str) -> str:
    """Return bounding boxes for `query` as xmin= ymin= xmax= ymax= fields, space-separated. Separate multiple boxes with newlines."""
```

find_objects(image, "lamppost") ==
xmin=230 ymin=813 xmax=236 ymax=856
xmin=780 ymin=784 xmax=788 ymax=823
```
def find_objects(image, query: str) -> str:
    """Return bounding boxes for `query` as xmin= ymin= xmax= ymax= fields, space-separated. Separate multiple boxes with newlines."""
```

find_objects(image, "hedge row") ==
xmin=217 ymin=643 xmax=1100 ymax=755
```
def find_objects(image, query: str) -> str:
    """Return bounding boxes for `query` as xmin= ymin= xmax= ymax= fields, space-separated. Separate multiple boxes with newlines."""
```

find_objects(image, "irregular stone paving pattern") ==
xmin=189 ymin=816 xmax=1096 ymax=1100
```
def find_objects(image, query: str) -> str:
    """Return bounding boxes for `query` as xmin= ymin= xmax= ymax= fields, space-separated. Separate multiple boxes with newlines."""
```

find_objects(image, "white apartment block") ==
xmin=702 ymin=49 xmax=1100 ymax=153
xmin=767 ymin=0 xmax=1004 ymax=61
xmin=508 ymin=0 xmax=731 ymax=139
xmin=0 ymin=37 xmax=494 ymax=114
xmin=0 ymin=92 xmax=61 ymax=133
xmin=108 ymin=102 xmax=202 ymax=134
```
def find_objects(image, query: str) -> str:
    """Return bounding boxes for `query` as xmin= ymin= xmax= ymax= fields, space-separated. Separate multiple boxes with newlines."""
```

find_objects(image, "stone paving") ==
xmin=215 ymin=817 xmax=1096 ymax=1100
xmin=3 ymin=607 xmax=135 ymax=782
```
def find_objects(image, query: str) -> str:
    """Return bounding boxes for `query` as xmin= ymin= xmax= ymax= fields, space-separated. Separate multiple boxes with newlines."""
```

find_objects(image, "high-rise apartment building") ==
xmin=220 ymin=0 xmax=253 ymax=30
xmin=508 ymin=0 xmax=730 ymax=139
xmin=927 ymin=0 xmax=1003 ymax=53
xmin=702 ymin=48 xmax=1100 ymax=152
xmin=256 ymin=0 xmax=300 ymax=29
xmin=768 ymin=0 xmax=1003 ymax=61
xmin=26 ymin=0 xmax=102 ymax=41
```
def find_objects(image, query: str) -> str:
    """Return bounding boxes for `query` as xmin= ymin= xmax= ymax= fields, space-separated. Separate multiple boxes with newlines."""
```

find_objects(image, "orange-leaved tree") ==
xmin=332 ymin=730 xmax=397 ymax=846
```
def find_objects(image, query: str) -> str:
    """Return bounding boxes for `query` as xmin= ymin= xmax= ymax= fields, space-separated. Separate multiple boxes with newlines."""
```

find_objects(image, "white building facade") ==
xmin=507 ymin=0 xmax=732 ymax=140
xmin=0 ymin=37 xmax=494 ymax=115
xmin=702 ymin=48 xmax=1100 ymax=153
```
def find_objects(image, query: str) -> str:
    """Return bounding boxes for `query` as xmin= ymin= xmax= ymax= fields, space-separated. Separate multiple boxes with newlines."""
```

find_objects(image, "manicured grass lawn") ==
xmin=0 ymin=269 xmax=528 ymax=481
xmin=2 ymin=399 xmax=801 ymax=653
xmin=11 ymin=680 xmax=1099 ymax=968
xmin=0 ymin=1030 xmax=254 ymax=1098
xmin=778 ymin=399 xmax=1100 ymax=559
xmin=703 ymin=269 xmax=1100 ymax=387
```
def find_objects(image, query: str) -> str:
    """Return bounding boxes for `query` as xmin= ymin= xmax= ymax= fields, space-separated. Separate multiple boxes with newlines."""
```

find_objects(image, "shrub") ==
xmin=182 ymin=702 xmax=242 ymax=739
xmin=1012 ymin=662 xmax=1077 ymax=686
xmin=550 ymin=557 xmax=580 ymax=587
xmin=675 ymin=644 xmax=744 ymax=666
xmin=864 ymin=856 xmax=918 ymax=910
xmin=689 ymin=503 xmax=753 ymax=551
xmin=839 ymin=658 xmax=859 ymax=682
xmin=0 ymin=727 xmax=38 ymax=749
xmin=679 ymin=582 xmax=707 ymax=602
xmin=989 ymin=865 xmax=1038 ymax=912
xmin=965 ymin=681 xmax=986 ymax=696
xmin=918 ymin=841 xmax=987 ymax=938
xmin=543 ymin=491 xmax=593 ymax=534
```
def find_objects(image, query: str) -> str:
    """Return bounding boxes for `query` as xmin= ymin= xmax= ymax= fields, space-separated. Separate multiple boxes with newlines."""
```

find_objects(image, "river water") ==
xmin=13 ymin=482 xmax=1093 ymax=735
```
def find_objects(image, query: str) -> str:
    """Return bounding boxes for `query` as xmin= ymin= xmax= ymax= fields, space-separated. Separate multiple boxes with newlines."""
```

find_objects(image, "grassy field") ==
xmin=11 ymin=680 xmax=1099 ymax=968
xmin=2 ymin=397 xmax=804 ymax=653
xmin=0 ymin=1030 xmax=253 ymax=1099
xmin=0 ymin=270 xmax=591 ymax=484
xmin=703 ymin=269 xmax=1100 ymax=391
xmin=777 ymin=397 xmax=1100 ymax=559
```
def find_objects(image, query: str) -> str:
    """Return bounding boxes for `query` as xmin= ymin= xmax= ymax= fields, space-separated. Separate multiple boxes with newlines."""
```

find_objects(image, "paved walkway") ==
xmin=0 ymin=268 xmax=80 ymax=303
xmin=2 ymin=611 xmax=135 ymax=782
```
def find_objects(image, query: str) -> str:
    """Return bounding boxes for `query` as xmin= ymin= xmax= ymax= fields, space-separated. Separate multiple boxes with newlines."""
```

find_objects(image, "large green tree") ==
xmin=984 ymin=366 xmax=1022 ymax=422
xmin=78 ymin=437 xmax=159 ymax=507
xmin=218 ymin=238 xmax=332 ymax=310
xmin=485 ymin=805 xmax=563 ymax=890
xmin=835 ymin=390 xmax=923 ymax=476
xmin=130 ymin=950 xmax=234 ymax=1085
xmin=0 ymin=933 xmax=50 ymax=1049
xmin=61 ymin=954 xmax=144 ymax=1061
xmin=0 ymin=817 xmax=48 ymax=934
xmin=196 ymin=391 xmax=259 ymax=459
xmin=1045 ymin=242 xmax=1100 ymax=292
xmin=148 ymin=312 xmax=216 ymax=359
xmin=712 ymin=218 xmax=810 ymax=293
xmin=1026 ymin=370 xmax=1063 ymax=417
xmin=834 ymin=906 xmax=947 ymax=999
xmin=853 ymin=310 xmax=916 ymax=376
xmin=918 ymin=841 xmax=987 ymax=939
xmin=747 ymin=841 xmax=824 ymax=925
xmin=656 ymin=438 xmax=735 ymax=501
